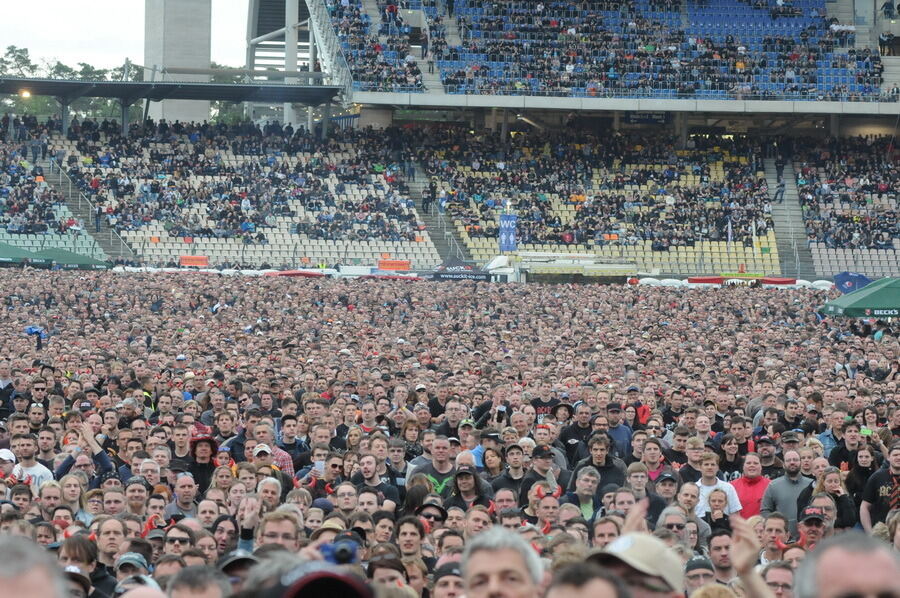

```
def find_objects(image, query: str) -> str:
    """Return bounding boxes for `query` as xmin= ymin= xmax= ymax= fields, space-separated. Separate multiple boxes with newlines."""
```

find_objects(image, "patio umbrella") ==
xmin=820 ymin=277 xmax=900 ymax=318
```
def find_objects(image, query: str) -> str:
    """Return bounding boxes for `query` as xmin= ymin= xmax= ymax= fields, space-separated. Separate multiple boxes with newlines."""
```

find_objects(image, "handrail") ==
xmin=305 ymin=0 xmax=355 ymax=104
xmin=47 ymin=158 xmax=136 ymax=259
xmin=436 ymin=210 xmax=465 ymax=259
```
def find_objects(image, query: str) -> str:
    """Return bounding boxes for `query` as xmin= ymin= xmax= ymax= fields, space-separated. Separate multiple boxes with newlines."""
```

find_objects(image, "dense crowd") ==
xmin=327 ymin=0 xmax=424 ymax=92
xmin=432 ymin=0 xmax=887 ymax=101
xmin=789 ymin=136 xmax=900 ymax=250
xmin=8 ymin=114 xmax=900 ymax=265
xmin=45 ymin=119 xmax=425 ymax=245
xmin=0 ymin=139 xmax=79 ymax=236
xmin=0 ymin=269 xmax=898 ymax=598
xmin=419 ymin=128 xmax=772 ymax=249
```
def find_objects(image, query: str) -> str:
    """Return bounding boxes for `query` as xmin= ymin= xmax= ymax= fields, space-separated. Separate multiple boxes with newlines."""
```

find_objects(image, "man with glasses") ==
xmin=683 ymin=556 xmax=716 ymax=596
xmin=163 ymin=525 xmax=196 ymax=556
xmin=256 ymin=511 xmax=301 ymax=552
xmin=797 ymin=506 xmax=828 ymax=549
xmin=762 ymin=561 xmax=794 ymax=598
xmin=416 ymin=502 xmax=448 ymax=530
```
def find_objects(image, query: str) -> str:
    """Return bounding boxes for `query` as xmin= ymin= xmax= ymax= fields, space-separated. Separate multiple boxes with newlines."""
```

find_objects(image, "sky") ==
xmin=0 ymin=0 xmax=250 ymax=72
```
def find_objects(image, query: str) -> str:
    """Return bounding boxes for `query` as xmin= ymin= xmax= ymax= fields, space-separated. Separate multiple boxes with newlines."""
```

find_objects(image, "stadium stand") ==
xmin=43 ymin=120 xmax=439 ymax=269
xmin=424 ymin=0 xmax=886 ymax=101
xmin=419 ymin=128 xmax=781 ymax=275
xmin=792 ymin=135 xmax=900 ymax=278
xmin=326 ymin=0 xmax=425 ymax=92
xmin=0 ymin=139 xmax=107 ymax=260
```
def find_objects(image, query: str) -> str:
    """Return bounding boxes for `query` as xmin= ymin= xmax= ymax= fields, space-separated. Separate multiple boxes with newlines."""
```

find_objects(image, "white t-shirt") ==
xmin=695 ymin=479 xmax=743 ymax=517
xmin=12 ymin=462 xmax=54 ymax=490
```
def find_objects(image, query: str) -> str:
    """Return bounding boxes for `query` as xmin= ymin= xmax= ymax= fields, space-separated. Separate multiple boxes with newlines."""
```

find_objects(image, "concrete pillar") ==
xmin=829 ymin=114 xmax=840 ymax=136
xmin=612 ymin=111 xmax=620 ymax=131
xmin=676 ymin=113 xmax=687 ymax=148
xmin=120 ymin=100 xmax=130 ymax=137
xmin=59 ymin=98 xmax=69 ymax=138
xmin=321 ymin=103 xmax=331 ymax=139
xmin=309 ymin=25 xmax=317 ymax=79
xmin=284 ymin=0 xmax=299 ymax=126
xmin=144 ymin=0 xmax=211 ymax=123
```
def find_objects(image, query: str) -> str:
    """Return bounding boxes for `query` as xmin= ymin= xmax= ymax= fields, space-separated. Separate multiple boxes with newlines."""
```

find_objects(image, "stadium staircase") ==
xmin=826 ymin=0 xmax=873 ymax=50
xmin=38 ymin=158 xmax=135 ymax=261
xmin=764 ymin=159 xmax=816 ymax=279
xmin=445 ymin=12 xmax=462 ymax=47
xmin=881 ymin=56 xmax=900 ymax=92
xmin=408 ymin=165 xmax=472 ymax=263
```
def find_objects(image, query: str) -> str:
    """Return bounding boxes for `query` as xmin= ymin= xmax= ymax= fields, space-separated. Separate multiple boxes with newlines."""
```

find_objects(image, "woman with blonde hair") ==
xmin=808 ymin=466 xmax=857 ymax=529
xmin=59 ymin=473 xmax=91 ymax=523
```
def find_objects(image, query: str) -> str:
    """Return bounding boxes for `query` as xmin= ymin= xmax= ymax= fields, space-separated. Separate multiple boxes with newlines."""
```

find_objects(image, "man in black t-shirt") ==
xmin=531 ymin=393 xmax=561 ymax=425
xmin=860 ymin=442 xmax=900 ymax=531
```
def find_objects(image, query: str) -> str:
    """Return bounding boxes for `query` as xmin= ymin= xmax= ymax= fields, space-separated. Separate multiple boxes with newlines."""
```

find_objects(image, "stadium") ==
xmin=0 ymin=2 xmax=899 ymax=598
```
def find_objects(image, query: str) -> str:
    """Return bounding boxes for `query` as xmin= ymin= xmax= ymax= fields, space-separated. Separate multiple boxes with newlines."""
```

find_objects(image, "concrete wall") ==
xmin=358 ymin=107 xmax=393 ymax=129
xmin=144 ymin=0 xmax=212 ymax=124
xmin=839 ymin=117 xmax=898 ymax=137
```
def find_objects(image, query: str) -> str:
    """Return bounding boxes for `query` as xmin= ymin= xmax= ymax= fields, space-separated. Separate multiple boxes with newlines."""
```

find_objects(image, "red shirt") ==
xmin=731 ymin=475 xmax=771 ymax=518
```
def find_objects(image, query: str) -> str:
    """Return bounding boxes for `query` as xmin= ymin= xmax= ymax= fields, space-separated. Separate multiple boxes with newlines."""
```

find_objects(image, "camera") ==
xmin=320 ymin=540 xmax=359 ymax=565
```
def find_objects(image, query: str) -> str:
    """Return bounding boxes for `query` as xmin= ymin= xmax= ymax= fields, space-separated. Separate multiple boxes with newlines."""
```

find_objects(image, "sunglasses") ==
xmin=665 ymin=523 xmax=686 ymax=530
xmin=165 ymin=536 xmax=190 ymax=544
xmin=420 ymin=512 xmax=444 ymax=521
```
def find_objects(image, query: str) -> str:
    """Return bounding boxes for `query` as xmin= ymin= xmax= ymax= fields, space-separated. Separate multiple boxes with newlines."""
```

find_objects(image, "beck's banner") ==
xmin=499 ymin=214 xmax=518 ymax=252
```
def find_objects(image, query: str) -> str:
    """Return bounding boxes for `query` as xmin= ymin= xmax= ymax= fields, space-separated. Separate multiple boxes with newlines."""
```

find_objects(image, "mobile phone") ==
xmin=314 ymin=460 xmax=326 ymax=472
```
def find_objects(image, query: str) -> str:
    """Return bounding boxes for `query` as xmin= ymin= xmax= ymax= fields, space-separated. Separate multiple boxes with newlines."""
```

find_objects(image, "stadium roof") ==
xmin=0 ymin=77 xmax=341 ymax=105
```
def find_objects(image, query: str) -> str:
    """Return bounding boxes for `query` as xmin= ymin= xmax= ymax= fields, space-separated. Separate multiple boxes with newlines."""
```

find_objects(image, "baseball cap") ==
xmin=217 ymin=550 xmax=259 ymax=571
xmin=757 ymin=435 xmax=776 ymax=445
xmin=78 ymin=400 xmax=94 ymax=412
xmin=146 ymin=529 xmax=166 ymax=540
xmin=0 ymin=449 xmax=16 ymax=463
xmin=253 ymin=444 xmax=273 ymax=457
xmin=607 ymin=402 xmax=623 ymax=412
xmin=531 ymin=445 xmax=553 ymax=460
xmin=415 ymin=503 xmax=448 ymax=522
xmin=587 ymin=533 xmax=684 ymax=594
xmin=311 ymin=498 xmax=335 ymax=514
xmin=455 ymin=464 xmax=476 ymax=477
xmin=656 ymin=472 xmax=678 ymax=485
xmin=626 ymin=385 xmax=640 ymax=392
xmin=459 ymin=419 xmax=475 ymax=429
xmin=781 ymin=431 xmax=801 ymax=443
xmin=415 ymin=384 xmax=427 ymax=391
xmin=432 ymin=562 xmax=462 ymax=583
xmin=116 ymin=552 xmax=149 ymax=571
xmin=264 ymin=561 xmax=372 ymax=598
xmin=684 ymin=555 xmax=714 ymax=574
xmin=800 ymin=506 xmax=826 ymax=522
xmin=63 ymin=566 xmax=92 ymax=594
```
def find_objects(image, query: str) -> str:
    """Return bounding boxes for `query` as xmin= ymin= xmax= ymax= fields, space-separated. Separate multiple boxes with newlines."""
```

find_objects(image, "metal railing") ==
xmin=306 ymin=0 xmax=355 ymax=104
xmin=45 ymin=159 xmax=136 ymax=259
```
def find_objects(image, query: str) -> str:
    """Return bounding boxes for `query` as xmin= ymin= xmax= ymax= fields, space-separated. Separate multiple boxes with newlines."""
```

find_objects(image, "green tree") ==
xmin=0 ymin=45 xmax=37 ymax=77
